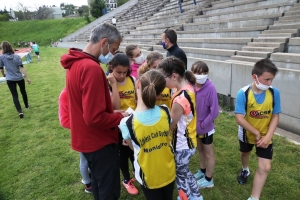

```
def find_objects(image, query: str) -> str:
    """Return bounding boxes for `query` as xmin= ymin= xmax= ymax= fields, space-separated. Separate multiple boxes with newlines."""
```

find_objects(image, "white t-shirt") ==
xmin=112 ymin=18 xmax=116 ymax=24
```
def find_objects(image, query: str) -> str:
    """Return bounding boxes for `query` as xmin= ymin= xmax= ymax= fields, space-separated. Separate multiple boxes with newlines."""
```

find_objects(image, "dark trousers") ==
xmin=83 ymin=144 xmax=120 ymax=200
xmin=141 ymin=181 xmax=175 ymax=200
xmin=118 ymin=130 xmax=135 ymax=181
xmin=7 ymin=79 xmax=28 ymax=112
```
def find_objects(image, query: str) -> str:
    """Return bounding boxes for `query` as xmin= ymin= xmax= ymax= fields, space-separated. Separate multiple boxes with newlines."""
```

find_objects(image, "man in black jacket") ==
xmin=161 ymin=28 xmax=187 ymax=69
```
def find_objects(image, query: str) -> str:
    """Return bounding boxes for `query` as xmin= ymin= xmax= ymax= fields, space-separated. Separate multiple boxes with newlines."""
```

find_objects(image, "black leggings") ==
xmin=7 ymin=79 xmax=28 ymax=112
xmin=141 ymin=181 xmax=175 ymax=200
xmin=118 ymin=130 xmax=135 ymax=181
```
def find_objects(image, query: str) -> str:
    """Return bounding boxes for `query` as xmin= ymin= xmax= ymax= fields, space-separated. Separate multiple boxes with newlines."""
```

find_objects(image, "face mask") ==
xmin=98 ymin=44 xmax=114 ymax=64
xmin=195 ymin=74 xmax=208 ymax=84
xmin=162 ymin=41 xmax=167 ymax=49
xmin=255 ymin=75 xmax=270 ymax=91
xmin=134 ymin=53 xmax=144 ymax=64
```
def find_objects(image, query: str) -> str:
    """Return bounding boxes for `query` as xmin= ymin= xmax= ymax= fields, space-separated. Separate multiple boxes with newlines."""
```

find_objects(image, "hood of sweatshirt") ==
xmin=60 ymin=48 xmax=98 ymax=70
xmin=2 ymin=53 xmax=15 ymax=60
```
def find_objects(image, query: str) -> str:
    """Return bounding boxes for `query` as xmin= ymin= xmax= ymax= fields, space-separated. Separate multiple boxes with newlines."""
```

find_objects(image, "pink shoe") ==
xmin=122 ymin=179 xmax=138 ymax=195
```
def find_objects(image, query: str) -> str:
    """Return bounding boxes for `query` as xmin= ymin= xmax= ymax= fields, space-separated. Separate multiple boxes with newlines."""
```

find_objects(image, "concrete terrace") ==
xmin=59 ymin=0 xmax=300 ymax=135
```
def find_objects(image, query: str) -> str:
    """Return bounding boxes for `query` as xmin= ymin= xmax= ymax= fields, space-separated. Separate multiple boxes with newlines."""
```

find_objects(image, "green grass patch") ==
xmin=0 ymin=47 xmax=299 ymax=200
xmin=0 ymin=18 xmax=89 ymax=46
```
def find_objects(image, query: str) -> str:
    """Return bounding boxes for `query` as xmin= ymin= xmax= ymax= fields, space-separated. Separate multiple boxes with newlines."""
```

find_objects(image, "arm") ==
xmin=201 ymin=87 xmax=219 ymax=129
xmin=125 ymin=139 xmax=134 ymax=150
xmin=170 ymin=102 xmax=184 ymax=130
xmin=256 ymin=114 xmax=279 ymax=148
xmin=235 ymin=114 xmax=260 ymax=141
xmin=0 ymin=68 xmax=5 ymax=77
xmin=107 ymin=73 xmax=120 ymax=110
xmin=58 ymin=88 xmax=70 ymax=129
xmin=19 ymin=66 xmax=31 ymax=84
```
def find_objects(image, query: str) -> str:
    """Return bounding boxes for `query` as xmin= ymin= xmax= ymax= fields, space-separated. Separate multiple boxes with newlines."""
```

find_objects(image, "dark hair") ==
xmin=252 ymin=58 xmax=278 ymax=76
xmin=157 ymin=57 xmax=196 ymax=85
xmin=138 ymin=51 xmax=163 ymax=77
xmin=140 ymin=70 xmax=166 ymax=108
xmin=191 ymin=61 xmax=209 ymax=74
xmin=107 ymin=53 xmax=131 ymax=75
xmin=1 ymin=41 xmax=14 ymax=54
xmin=33 ymin=41 xmax=36 ymax=44
xmin=125 ymin=44 xmax=138 ymax=58
xmin=163 ymin=29 xmax=177 ymax=44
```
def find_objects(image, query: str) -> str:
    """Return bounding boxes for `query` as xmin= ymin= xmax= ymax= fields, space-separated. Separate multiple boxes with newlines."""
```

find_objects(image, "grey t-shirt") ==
xmin=0 ymin=53 xmax=23 ymax=81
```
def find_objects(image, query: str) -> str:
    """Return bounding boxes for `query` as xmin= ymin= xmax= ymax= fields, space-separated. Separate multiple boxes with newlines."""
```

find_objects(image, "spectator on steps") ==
xmin=112 ymin=16 xmax=117 ymax=26
xmin=193 ymin=0 xmax=197 ymax=5
xmin=161 ymin=28 xmax=187 ymax=69
xmin=178 ymin=0 xmax=183 ymax=13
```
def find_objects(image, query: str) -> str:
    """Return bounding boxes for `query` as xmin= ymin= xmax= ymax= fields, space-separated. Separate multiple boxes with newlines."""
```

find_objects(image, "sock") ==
xmin=249 ymin=196 xmax=259 ymax=200
xmin=200 ymin=168 xmax=206 ymax=174
xmin=205 ymin=175 xmax=212 ymax=182
xmin=123 ymin=179 xmax=129 ymax=184
xmin=242 ymin=167 xmax=250 ymax=173
xmin=85 ymin=183 xmax=91 ymax=188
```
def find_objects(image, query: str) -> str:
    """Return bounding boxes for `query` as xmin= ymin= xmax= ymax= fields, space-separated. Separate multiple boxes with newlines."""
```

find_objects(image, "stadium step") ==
xmin=242 ymin=46 xmax=279 ymax=52
xmin=236 ymin=50 xmax=271 ymax=58
xmin=230 ymin=55 xmax=265 ymax=63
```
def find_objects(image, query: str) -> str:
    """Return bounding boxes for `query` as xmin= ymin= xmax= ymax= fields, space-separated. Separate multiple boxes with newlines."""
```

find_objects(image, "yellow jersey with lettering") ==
xmin=156 ymin=87 xmax=171 ymax=109
xmin=171 ymin=84 xmax=197 ymax=150
xmin=238 ymin=88 xmax=273 ymax=144
xmin=110 ymin=76 xmax=136 ymax=110
xmin=126 ymin=106 xmax=175 ymax=189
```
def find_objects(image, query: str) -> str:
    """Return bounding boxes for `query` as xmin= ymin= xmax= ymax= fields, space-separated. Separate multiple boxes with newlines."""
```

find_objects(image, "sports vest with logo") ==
xmin=171 ymin=87 xmax=197 ymax=150
xmin=111 ymin=76 xmax=136 ymax=110
xmin=156 ymin=87 xmax=171 ymax=108
xmin=242 ymin=89 xmax=273 ymax=144
xmin=126 ymin=106 xmax=175 ymax=189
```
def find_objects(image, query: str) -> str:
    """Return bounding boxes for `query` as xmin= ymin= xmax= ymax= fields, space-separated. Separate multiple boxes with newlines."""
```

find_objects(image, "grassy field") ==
xmin=0 ymin=18 xmax=89 ymax=46
xmin=0 ymin=47 xmax=299 ymax=200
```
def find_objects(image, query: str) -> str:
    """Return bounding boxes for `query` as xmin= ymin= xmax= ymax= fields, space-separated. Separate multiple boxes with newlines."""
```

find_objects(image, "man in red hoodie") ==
xmin=60 ymin=23 xmax=128 ymax=200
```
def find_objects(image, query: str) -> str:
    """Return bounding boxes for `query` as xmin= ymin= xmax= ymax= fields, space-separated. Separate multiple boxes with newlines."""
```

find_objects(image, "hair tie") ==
xmin=150 ymin=83 xmax=155 ymax=86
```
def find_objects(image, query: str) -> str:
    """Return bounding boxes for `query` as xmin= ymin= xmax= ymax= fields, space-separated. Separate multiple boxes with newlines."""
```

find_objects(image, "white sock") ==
xmin=242 ymin=167 xmax=250 ymax=175
xmin=248 ymin=196 xmax=259 ymax=200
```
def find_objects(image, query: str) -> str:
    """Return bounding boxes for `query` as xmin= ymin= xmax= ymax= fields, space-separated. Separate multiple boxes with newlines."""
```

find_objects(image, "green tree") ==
xmin=117 ymin=0 xmax=129 ymax=7
xmin=0 ymin=13 xmax=9 ymax=21
xmin=78 ymin=5 xmax=89 ymax=17
xmin=90 ymin=0 xmax=106 ymax=18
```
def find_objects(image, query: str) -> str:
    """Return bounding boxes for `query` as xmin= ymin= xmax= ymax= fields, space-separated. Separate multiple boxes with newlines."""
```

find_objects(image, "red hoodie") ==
xmin=60 ymin=48 xmax=123 ymax=153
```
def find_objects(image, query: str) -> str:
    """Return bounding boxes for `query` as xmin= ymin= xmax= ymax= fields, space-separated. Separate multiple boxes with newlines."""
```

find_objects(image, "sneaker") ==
xmin=237 ymin=168 xmax=250 ymax=184
xmin=197 ymin=177 xmax=214 ymax=188
xmin=194 ymin=169 xmax=205 ymax=180
xmin=84 ymin=185 xmax=92 ymax=193
xmin=25 ymin=105 xmax=30 ymax=109
xmin=19 ymin=112 xmax=24 ymax=118
xmin=122 ymin=179 xmax=138 ymax=195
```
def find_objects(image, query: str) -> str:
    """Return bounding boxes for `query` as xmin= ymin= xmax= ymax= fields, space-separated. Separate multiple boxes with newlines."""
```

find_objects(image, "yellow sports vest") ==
xmin=112 ymin=76 xmax=136 ymax=110
xmin=244 ymin=89 xmax=273 ymax=144
xmin=170 ymin=88 xmax=197 ymax=150
xmin=156 ymin=87 xmax=171 ymax=109
xmin=127 ymin=106 xmax=175 ymax=189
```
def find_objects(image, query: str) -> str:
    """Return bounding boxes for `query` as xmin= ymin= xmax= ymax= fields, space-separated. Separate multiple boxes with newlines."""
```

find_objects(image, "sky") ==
xmin=0 ymin=0 xmax=88 ymax=11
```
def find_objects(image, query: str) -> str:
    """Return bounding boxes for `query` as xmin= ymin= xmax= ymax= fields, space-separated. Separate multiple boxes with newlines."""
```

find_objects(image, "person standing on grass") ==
xmin=107 ymin=53 xmax=139 ymax=195
xmin=58 ymin=87 xmax=93 ymax=194
xmin=119 ymin=70 xmax=176 ymax=200
xmin=0 ymin=41 xmax=31 ymax=119
xmin=191 ymin=61 xmax=219 ymax=189
xmin=235 ymin=58 xmax=281 ymax=200
xmin=31 ymin=42 xmax=40 ymax=61
xmin=157 ymin=57 xmax=203 ymax=200
xmin=60 ymin=22 xmax=128 ymax=200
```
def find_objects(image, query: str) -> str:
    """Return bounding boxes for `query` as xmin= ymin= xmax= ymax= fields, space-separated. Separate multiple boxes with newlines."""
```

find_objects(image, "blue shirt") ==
xmin=119 ymin=105 xmax=171 ymax=140
xmin=235 ymin=84 xmax=281 ymax=115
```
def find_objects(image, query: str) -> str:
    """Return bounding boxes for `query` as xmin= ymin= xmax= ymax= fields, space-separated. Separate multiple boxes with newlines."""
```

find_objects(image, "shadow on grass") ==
xmin=0 ymin=189 xmax=8 ymax=200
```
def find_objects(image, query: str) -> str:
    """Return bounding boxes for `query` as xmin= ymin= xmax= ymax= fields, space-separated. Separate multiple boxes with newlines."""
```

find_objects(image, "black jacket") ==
xmin=166 ymin=43 xmax=187 ymax=69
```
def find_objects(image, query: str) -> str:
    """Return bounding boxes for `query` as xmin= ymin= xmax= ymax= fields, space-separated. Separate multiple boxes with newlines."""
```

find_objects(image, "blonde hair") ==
xmin=137 ymin=51 xmax=163 ymax=78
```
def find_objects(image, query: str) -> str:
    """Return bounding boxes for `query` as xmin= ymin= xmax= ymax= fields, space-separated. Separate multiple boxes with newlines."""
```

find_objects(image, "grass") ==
xmin=0 ymin=18 xmax=89 ymax=46
xmin=0 ymin=47 xmax=299 ymax=200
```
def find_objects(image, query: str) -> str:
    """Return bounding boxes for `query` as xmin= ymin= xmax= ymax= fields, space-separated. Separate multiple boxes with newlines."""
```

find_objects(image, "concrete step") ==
xmin=236 ymin=50 xmax=271 ymax=58
xmin=242 ymin=46 xmax=279 ymax=52
xmin=225 ymin=59 xmax=255 ymax=65
xmin=279 ymin=14 xmax=300 ymax=21
xmin=254 ymin=37 xmax=288 ymax=43
xmin=262 ymin=29 xmax=298 ymax=34
xmin=274 ymin=20 xmax=300 ymax=25
xmin=230 ymin=55 xmax=266 ymax=62
xmin=284 ymin=10 xmax=300 ymax=16
xmin=258 ymin=33 xmax=296 ymax=38
xmin=247 ymin=42 xmax=283 ymax=48
xmin=269 ymin=24 xmax=300 ymax=30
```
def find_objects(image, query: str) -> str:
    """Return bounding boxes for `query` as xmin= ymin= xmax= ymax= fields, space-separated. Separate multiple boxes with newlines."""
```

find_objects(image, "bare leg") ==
xmin=202 ymin=143 xmax=215 ymax=178
xmin=241 ymin=151 xmax=251 ymax=168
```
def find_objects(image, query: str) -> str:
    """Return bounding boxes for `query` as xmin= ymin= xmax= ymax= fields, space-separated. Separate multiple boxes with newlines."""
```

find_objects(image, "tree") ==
xmin=78 ymin=5 xmax=89 ymax=17
xmin=0 ymin=13 xmax=9 ymax=21
xmin=35 ymin=6 xmax=54 ymax=20
xmin=90 ymin=0 xmax=106 ymax=18
xmin=117 ymin=0 xmax=129 ymax=7
xmin=63 ymin=4 xmax=75 ymax=16
xmin=17 ymin=2 xmax=28 ymax=20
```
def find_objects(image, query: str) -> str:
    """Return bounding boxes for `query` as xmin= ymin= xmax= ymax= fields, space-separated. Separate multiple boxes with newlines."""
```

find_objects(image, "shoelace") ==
xmin=240 ymin=170 xmax=248 ymax=178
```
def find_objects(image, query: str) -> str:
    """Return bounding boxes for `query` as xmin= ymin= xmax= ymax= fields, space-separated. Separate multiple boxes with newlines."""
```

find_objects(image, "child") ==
xmin=137 ymin=51 xmax=171 ymax=109
xmin=234 ymin=58 xmax=281 ymax=200
xmin=191 ymin=61 xmax=219 ymax=189
xmin=31 ymin=41 xmax=40 ymax=61
xmin=119 ymin=70 xmax=176 ymax=200
xmin=125 ymin=44 xmax=145 ymax=78
xmin=58 ymin=88 xmax=92 ymax=193
xmin=157 ymin=57 xmax=203 ymax=200
xmin=107 ymin=53 xmax=139 ymax=195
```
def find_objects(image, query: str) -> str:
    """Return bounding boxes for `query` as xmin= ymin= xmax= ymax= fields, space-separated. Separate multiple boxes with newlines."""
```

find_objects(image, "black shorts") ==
xmin=239 ymin=140 xmax=273 ymax=160
xmin=35 ymin=52 xmax=39 ymax=55
xmin=197 ymin=134 xmax=213 ymax=145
